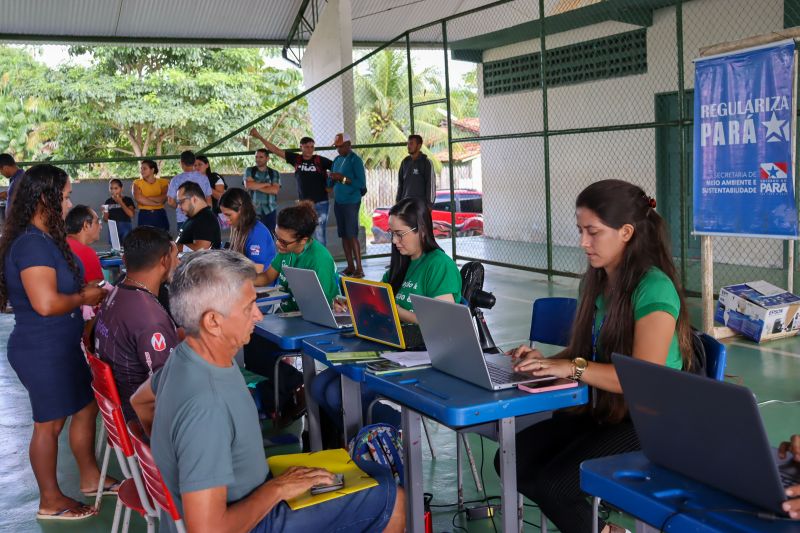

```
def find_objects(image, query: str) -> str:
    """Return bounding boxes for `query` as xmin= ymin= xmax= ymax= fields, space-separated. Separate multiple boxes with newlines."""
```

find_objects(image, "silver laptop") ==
xmin=283 ymin=267 xmax=352 ymax=329
xmin=108 ymin=219 xmax=122 ymax=252
xmin=410 ymin=294 xmax=551 ymax=390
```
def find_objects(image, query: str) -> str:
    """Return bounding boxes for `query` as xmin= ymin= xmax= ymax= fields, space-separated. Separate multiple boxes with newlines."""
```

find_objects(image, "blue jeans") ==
xmin=109 ymin=221 xmax=132 ymax=246
xmin=314 ymin=200 xmax=329 ymax=246
xmin=259 ymin=210 xmax=277 ymax=235
xmin=137 ymin=208 xmax=170 ymax=232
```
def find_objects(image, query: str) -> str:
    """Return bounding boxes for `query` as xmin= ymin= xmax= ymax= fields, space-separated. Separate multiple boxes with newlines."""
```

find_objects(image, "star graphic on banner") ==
xmin=768 ymin=165 xmax=779 ymax=178
xmin=762 ymin=112 xmax=787 ymax=142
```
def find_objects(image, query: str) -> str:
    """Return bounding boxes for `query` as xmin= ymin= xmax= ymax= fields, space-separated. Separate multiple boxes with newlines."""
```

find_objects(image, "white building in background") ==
xmin=456 ymin=0 xmax=788 ymax=272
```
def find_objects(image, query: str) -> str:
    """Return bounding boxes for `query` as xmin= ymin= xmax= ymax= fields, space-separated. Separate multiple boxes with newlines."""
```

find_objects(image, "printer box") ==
xmin=715 ymin=280 xmax=800 ymax=343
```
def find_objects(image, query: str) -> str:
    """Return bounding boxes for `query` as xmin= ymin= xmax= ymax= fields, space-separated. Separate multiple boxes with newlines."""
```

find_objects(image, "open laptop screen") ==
xmin=342 ymin=278 xmax=404 ymax=348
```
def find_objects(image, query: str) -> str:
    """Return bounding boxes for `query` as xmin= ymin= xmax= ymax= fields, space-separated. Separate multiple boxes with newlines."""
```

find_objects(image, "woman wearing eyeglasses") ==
xmin=379 ymin=197 xmax=461 ymax=323
xmin=255 ymin=201 xmax=338 ymax=312
xmin=248 ymin=201 xmax=336 ymax=420
xmin=314 ymin=197 xmax=461 ymax=438
xmin=219 ymin=188 xmax=276 ymax=272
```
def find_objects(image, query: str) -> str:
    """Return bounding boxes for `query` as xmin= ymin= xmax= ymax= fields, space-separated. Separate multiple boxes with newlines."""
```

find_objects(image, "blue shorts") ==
xmin=250 ymin=460 xmax=397 ymax=533
xmin=334 ymin=201 xmax=361 ymax=239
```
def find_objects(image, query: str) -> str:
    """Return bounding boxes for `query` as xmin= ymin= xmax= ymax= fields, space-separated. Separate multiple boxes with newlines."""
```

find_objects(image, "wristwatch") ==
xmin=342 ymin=176 xmax=349 ymax=185
xmin=571 ymin=357 xmax=588 ymax=381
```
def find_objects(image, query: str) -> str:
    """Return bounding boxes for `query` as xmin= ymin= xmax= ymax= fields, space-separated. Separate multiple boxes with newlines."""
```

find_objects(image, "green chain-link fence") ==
xmin=15 ymin=0 xmax=800 ymax=293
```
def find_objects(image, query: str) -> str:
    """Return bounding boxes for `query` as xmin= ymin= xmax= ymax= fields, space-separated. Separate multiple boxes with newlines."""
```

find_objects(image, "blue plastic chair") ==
xmin=529 ymin=297 xmax=578 ymax=347
xmin=698 ymin=332 xmax=727 ymax=381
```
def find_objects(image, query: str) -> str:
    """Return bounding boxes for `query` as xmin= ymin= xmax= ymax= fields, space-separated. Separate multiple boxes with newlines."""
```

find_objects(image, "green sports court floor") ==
xmin=2 ymin=258 xmax=800 ymax=532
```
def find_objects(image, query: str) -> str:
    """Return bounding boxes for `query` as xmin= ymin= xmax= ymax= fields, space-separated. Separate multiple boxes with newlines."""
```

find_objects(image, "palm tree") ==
xmin=354 ymin=49 xmax=449 ymax=170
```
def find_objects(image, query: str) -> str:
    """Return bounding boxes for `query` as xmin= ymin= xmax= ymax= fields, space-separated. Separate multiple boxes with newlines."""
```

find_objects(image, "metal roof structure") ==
xmin=0 ymin=0 xmax=537 ymax=47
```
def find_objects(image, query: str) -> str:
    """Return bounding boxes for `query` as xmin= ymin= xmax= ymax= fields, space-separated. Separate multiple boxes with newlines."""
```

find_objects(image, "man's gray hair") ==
xmin=169 ymin=250 xmax=256 ymax=335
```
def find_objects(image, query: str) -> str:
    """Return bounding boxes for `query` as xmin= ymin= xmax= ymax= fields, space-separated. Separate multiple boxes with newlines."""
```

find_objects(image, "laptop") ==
xmin=410 ymin=294 xmax=553 ymax=391
xmin=97 ymin=219 xmax=122 ymax=258
xmin=341 ymin=277 xmax=424 ymax=350
xmin=283 ymin=267 xmax=351 ymax=329
xmin=613 ymin=354 xmax=800 ymax=515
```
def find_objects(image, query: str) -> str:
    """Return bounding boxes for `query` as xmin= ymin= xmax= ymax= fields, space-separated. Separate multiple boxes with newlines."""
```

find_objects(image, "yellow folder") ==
xmin=267 ymin=448 xmax=379 ymax=510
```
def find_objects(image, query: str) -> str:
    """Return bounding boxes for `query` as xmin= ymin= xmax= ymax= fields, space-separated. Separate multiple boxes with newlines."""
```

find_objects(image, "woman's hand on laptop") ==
xmin=333 ymin=297 xmax=349 ymax=314
xmin=509 ymin=345 xmax=544 ymax=370
xmin=780 ymin=435 xmax=800 ymax=519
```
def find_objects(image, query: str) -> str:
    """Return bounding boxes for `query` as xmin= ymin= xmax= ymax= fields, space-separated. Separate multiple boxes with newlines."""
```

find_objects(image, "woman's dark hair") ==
xmin=219 ymin=188 xmax=257 ymax=254
xmin=65 ymin=204 xmax=95 ymax=234
xmin=0 ymin=164 xmax=82 ymax=307
xmin=141 ymin=159 xmax=159 ymax=174
xmin=276 ymin=201 xmax=318 ymax=240
xmin=108 ymin=178 xmax=123 ymax=188
xmin=195 ymin=155 xmax=212 ymax=179
xmin=386 ymin=197 xmax=441 ymax=295
xmin=568 ymin=179 xmax=692 ymax=424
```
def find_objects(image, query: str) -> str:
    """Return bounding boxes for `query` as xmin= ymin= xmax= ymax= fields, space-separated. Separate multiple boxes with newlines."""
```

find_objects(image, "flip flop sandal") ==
xmin=341 ymin=268 xmax=355 ymax=276
xmin=36 ymin=504 xmax=96 ymax=521
xmin=351 ymin=270 xmax=365 ymax=278
xmin=81 ymin=479 xmax=123 ymax=497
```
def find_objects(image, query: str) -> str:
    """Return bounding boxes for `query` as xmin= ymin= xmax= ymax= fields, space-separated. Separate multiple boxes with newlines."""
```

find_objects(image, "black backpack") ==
xmin=686 ymin=327 xmax=708 ymax=377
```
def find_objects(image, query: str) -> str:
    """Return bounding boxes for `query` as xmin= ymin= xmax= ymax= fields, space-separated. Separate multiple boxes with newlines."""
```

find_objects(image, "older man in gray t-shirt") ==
xmin=131 ymin=251 xmax=405 ymax=533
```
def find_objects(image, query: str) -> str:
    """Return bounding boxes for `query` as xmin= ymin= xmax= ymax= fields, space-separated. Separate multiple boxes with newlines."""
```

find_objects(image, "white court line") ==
xmin=730 ymin=341 xmax=800 ymax=359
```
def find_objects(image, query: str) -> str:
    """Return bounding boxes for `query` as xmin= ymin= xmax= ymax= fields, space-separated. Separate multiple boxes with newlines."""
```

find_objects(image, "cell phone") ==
xmin=518 ymin=378 xmax=579 ymax=393
xmin=310 ymin=473 xmax=345 ymax=495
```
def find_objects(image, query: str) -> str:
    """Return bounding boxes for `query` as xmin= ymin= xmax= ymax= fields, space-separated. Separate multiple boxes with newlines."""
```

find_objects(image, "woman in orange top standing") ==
xmin=132 ymin=160 xmax=170 ymax=232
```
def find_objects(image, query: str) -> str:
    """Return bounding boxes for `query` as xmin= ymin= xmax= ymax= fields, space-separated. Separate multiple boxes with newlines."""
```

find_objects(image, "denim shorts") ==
xmin=334 ymin=201 xmax=361 ymax=238
xmin=250 ymin=460 xmax=397 ymax=533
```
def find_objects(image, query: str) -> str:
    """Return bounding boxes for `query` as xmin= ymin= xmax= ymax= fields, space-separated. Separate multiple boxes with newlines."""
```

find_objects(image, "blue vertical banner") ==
xmin=693 ymin=40 xmax=798 ymax=238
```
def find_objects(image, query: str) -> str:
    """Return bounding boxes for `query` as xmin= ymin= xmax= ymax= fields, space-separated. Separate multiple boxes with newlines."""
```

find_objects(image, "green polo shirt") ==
xmin=594 ymin=267 xmax=682 ymax=369
xmin=270 ymin=239 xmax=338 ymax=312
xmin=381 ymin=248 xmax=462 ymax=311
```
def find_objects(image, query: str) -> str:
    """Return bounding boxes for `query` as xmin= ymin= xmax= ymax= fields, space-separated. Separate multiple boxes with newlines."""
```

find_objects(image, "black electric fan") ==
xmin=460 ymin=261 xmax=500 ymax=354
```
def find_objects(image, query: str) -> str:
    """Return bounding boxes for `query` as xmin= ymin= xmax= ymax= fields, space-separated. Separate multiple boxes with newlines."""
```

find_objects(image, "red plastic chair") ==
xmin=86 ymin=353 xmax=157 ymax=532
xmin=128 ymin=420 xmax=187 ymax=533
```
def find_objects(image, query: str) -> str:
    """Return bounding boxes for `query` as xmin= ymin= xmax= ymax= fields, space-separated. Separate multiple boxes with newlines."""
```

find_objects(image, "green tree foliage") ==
xmin=15 ymin=46 xmax=308 ymax=177
xmin=353 ymin=49 xmax=477 ymax=170
xmin=0 ymin=47 xmax=53 ymax=163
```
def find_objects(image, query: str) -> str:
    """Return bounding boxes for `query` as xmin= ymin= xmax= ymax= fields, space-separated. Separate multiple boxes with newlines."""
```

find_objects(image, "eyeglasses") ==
xmin=390 ymin=227 xmax=417 ymax=241
xmin=275 ymin=235 xmax=300 ymax=247
xmin=176 ymin=197 xmax=190 ymax=205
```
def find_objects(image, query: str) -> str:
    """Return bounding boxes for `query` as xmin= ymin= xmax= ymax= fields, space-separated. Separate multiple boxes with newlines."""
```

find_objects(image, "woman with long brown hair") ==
xmin=219 ymin=187 xmax=276 ymax=272
xmin=499 ymin=179 xmax=693 ymax=533
xmin=0 ymin=164 xmax=111 ymax=521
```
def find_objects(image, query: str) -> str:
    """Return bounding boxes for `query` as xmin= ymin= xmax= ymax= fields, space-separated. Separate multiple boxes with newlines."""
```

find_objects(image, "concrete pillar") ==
xmin=301 ymin=0 xmax=357 ymax=147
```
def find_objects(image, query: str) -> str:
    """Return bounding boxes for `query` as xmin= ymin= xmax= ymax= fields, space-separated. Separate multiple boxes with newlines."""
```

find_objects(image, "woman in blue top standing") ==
xmin=219 ymin=188 xmax=277 ymax=272
xmin=499 ymin=179 xmax=693 ymax=533
xmin=0 ymin=165 xmax=110 ymax=521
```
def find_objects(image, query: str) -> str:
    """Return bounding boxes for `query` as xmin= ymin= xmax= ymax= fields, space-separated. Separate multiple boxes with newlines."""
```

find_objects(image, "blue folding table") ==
xmin=581 ymin=451 xmax=799 ymax=532
xmin=255 ymin=317 xmax=353 ymax=450
xmin=303 ymin=333 xmax=589 ymax=532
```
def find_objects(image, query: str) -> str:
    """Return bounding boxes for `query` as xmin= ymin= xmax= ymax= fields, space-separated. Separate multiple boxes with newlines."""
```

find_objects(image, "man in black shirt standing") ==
xmin=251 ymin=128 xmax=332 ymax=247
xmin=175 ymin=181 xmax=221 ymax=250
xmin=396 ymin=134 xmax=435 ymax=205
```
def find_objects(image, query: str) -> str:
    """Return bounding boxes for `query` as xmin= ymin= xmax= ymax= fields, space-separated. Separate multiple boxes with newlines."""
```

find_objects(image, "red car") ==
xmin=372 ymin=190 xmax=484 ymax=244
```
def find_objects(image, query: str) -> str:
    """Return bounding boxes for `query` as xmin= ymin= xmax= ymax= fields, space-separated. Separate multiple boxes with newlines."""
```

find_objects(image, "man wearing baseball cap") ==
xmin=329 ymin=133 xmax=366 ymax=277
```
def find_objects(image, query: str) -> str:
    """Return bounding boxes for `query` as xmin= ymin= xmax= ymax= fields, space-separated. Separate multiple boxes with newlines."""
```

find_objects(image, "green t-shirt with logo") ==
xmin=270 ymin=239 xmax=338 ymax=312
xmin=594 ymin=267 xmax=682 ymax=369
xmin=381 ymin=248 xmax=462 ymax=311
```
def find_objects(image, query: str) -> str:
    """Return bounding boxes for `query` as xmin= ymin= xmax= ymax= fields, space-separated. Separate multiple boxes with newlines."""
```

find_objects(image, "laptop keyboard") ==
xmin=779 ymin=468 xmax=800 ymax=487
xmin=486 ymin=361 xmax=534 ymax=385
xmin=334 ymin=314 xmax=352 ymax=326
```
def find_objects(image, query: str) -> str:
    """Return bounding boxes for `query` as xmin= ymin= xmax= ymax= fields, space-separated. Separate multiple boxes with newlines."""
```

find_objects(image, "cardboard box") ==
xmin=715 ymin=280 xmax=800 ymax=342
